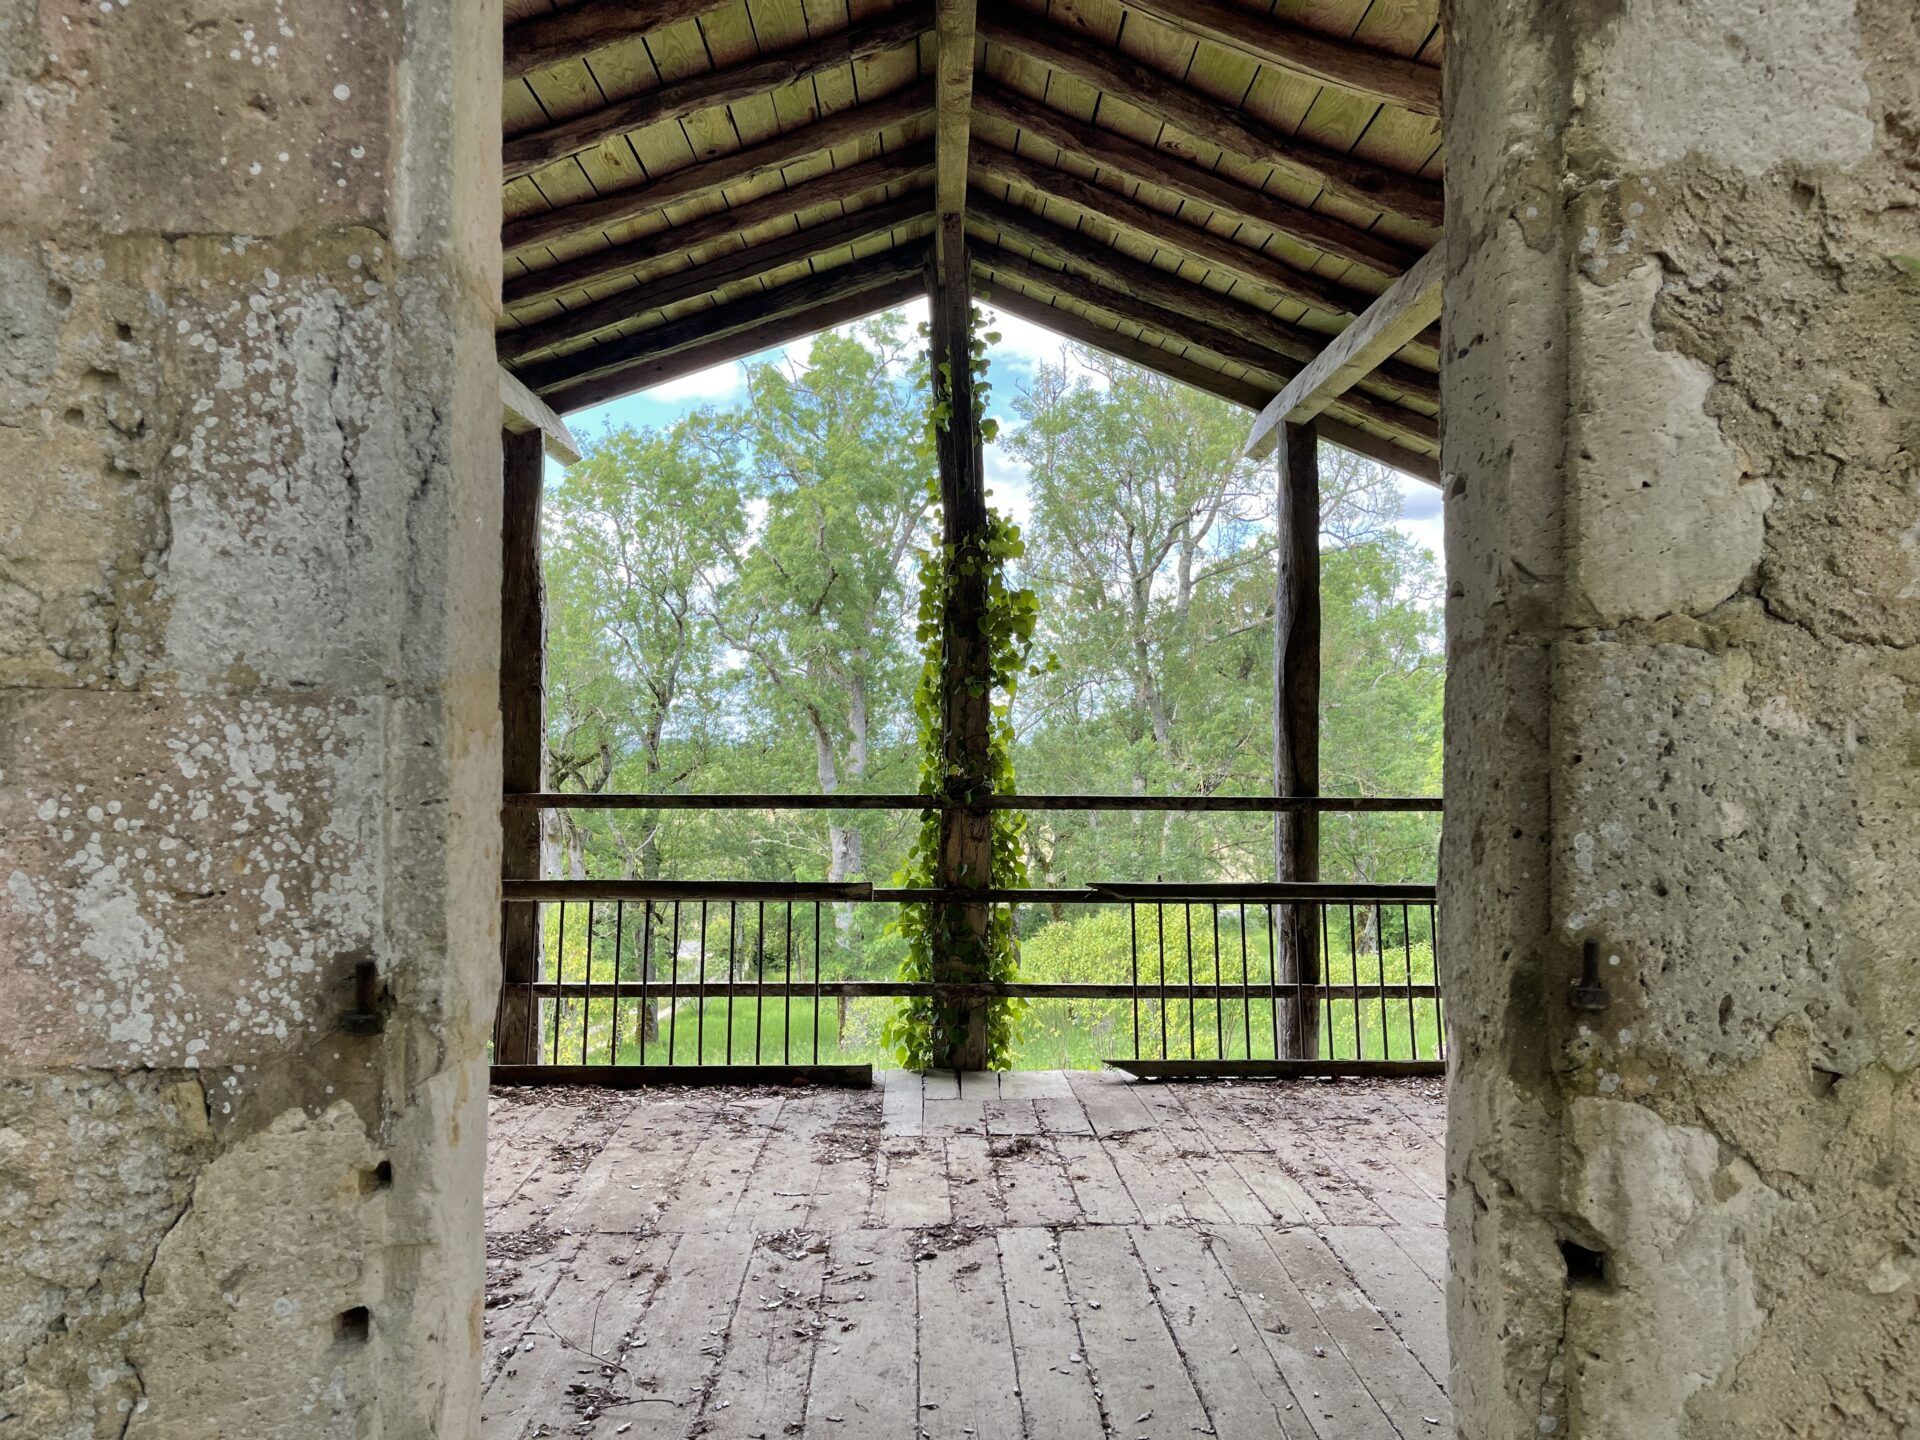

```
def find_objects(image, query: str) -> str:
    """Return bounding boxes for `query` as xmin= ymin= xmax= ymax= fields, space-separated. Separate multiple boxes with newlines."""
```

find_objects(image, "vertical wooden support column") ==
xmin=928 ymin=228 xmax=995 ymax=1071
xmin=1273 ymin=421 xmax=1321 ymax=1059
xmin=499 ymin=426 xmax=547 ymax=1063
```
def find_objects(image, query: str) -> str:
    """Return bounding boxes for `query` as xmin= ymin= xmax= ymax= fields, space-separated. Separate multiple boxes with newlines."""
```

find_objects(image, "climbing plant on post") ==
xmin=881 ymin=236 xmax=1042 ymax=1071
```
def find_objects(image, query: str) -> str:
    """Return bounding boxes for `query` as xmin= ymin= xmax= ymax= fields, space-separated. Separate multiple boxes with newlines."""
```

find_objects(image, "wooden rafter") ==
xmin=500 ymin=368 xmax=582 ymax=464
xmin=970 ymin=193 xmax=1439 ymax=410
xmin=503 ymin=146 xmax=933 ymax=312
xmin=973 ymin=274 xmax=1275 ymax=409
xmin=1118 ymin=0 xmax=1441 ymax=117
xmin=1246 ymin=244 xmax=1445 ymax=459
xmin=1313 ymin=417 xmax=1440 ymax=484
xmin=541 ymin=270 xmax=929 ymax=415
xmin=970 ymin=141 xmax=1370 ymax=321
xmin=970 ymin=83 xmax=1414 ymax=276
xmin=977 ymin=3 xmax=1442 ymax=229
xmin=521 ymin=243 xmax=932 ymax=396
xmin=504 ymin=80 xmax=934 ymax=257
xmin=500 ymin=195 xmax=930 ymax=365
xmin=969 ymin=241 xmax=1437 ymax=451
xmin=505 ymin=0 xmax=731 ymax=83
xmin=505 ymin=5 xmax=934 ymax=183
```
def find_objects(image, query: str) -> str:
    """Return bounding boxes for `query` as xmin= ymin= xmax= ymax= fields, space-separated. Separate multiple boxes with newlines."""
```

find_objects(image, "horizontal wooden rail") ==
xmin=503 ymin=792 xmax=1442 ymax=813
xmin=502 ymin=880 xmax=1436 ymax=904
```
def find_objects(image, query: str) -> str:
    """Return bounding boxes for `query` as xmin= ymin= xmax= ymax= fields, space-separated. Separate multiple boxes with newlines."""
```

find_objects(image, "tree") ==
xmin=720 ymin=314 xmax=935 ymax=893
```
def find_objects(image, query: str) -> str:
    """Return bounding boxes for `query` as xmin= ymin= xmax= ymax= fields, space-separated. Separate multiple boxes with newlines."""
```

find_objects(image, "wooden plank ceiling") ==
xmin=499 ymin=0 xmax=1443 ymax=471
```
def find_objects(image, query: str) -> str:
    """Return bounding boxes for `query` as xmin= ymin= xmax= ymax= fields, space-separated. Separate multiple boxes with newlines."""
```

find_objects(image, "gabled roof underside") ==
xmin=499 ymin=0 xmax=1442 ymax=474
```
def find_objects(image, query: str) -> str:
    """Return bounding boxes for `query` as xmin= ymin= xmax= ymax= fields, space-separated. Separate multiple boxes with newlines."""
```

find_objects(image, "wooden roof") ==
xmin=499 ymin=0 xmax=1442 ymax=476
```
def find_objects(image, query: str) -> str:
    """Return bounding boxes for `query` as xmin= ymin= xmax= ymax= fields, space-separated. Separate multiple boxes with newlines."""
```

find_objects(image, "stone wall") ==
xmin=1441 ymin=0 xmax=1919 ymax=1435
xmin=0 ymin=3 xmax=501 ymax=1435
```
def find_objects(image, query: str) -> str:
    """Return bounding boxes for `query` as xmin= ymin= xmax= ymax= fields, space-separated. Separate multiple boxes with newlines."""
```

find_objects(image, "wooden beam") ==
xmin=520 ymin=243 xmax=929 ymax=395
xmin=970 ymin=193 xmax=1439 ymax=409
xmin=977 ymin=3 xmax=1442 ymax=229
xmin=1272 ymin=419 xmax=1321 ymax=1060
xmin=505 ymin=0 xmax=731 ymax=83
xmin=970 ymin=239 xmax=1438 ymax=450
xmin=505 ymin=5 xmax=933 ymax=182
xmin=503 ymin=146 xmax=932 ymax=312
xmin=1117 ymin=0 xmax=1440 ymax=117
xmin=499 ymin=367 xmax=582 ymax=464
xmin=1245 ymin=243 xmax=1444 ymax=459
xmin=970 ymin=140 xmax=1369 ymax=320
xmin=540 ymin=271 xmax=927 ymax=414
xmin=974 ymin=274 xmax=1276 ymax=409
xmin=499 ymin=195 xmax=929 ymax=365
xmin=503 ymin=80 xmax=933 ymax=257
xmin=498 ymin=426 xmax=548 ymax=1063
xmin=933 ymin=0 xmax=978 ymax=221
xmin=972 ymin=82 xmax=1415 ymax=276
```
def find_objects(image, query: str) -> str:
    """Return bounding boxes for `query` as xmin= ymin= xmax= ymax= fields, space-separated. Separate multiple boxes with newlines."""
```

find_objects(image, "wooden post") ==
xmin=499 ymin=426 xmax=547 ymax=1063
xmin=928 ymin=227 xmax=995 ymax=1071
xmin=1273 ymin=420 xmax=1321 ymax=1059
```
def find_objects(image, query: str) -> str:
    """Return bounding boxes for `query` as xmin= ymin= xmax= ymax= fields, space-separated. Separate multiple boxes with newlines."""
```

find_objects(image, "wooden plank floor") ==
xmin=483 ymin=1071 xmax=1450 ymax=1440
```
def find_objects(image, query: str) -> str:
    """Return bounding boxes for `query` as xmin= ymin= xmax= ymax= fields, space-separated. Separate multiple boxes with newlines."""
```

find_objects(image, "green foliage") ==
xmin=881 ymin=307 xmax=1042 ymax=1069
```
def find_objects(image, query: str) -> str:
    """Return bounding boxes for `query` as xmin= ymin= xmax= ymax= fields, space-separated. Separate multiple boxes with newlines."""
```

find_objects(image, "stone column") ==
xmin=0 ymin=3 xmax=501 ymax=1436
xmin=1442 ymin=1 xmax=1918 ymax=1436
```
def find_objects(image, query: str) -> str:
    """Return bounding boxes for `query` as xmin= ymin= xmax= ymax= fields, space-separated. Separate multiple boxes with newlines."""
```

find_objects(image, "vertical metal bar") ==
xmin=1317 ymin=901 xmax=1332 ymax=1062
xmin=1374 ymin=902 xmax=1391 ymax=1062
xmin=1267 ymin=902 xmax=1281 ymax=1063
xmin=783 ymin=900 xmax=794 ymax=1066
xmin=1431 ymin=901 xmax=1446 ymax=1063
xmin=754 ymin=900 xmax=765 ymax=1065
xmin=1184 ymin=904 xmax=1197 ymax=1060
xmin=695 ymin=900 xmax=708 ymax=1063
xmin=1401 ymin=902 xmax=1418 ymax=1061
xmin=581 ymin=901 xmax=594 ymax=1065
xmin=611 ymin=899 xmax=626 ymax=1064
xmin=1239 ymin=902 xmax=1252 ymax=1061
xmin=638 ymin=901 xmax=655 ymax=1068
xmin=1128 ymin=902 xmax=1141 ymax=1061
xmin=551 ymin=900 xmax=566 ymax=1066
xmin=667 ymin=902 xmax=681 ymax=1064
xmin=811 ymin=902 xmax=822 ymax=1065
xmin=1155 ymin=901 xmax=1169 ymax=1060
xmin=1210 ymin=903 xmax=1223 ymax=1060
xmin=1346 ymin=902 xmax=1362 ymax=1060
xmin=524 ymin=912 xmax=537 ymax=1065
xmin=726 ymin=901 xmax=737 ymax=1065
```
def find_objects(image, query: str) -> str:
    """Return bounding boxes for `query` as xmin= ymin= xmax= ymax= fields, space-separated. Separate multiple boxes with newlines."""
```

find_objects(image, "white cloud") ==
xmin=645 ymin=360 xmax=749 ymax=402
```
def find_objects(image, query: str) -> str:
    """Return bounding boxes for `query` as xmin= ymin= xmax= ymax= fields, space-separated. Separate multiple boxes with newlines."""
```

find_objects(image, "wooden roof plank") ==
xmin=1118 ymin=0 xmax=1439 ymax=115
xmin=504 ymin=79 xmax=934 ymax=257
xmin=504 ymin=144 xmax=934 ymax=312
xmin=505 ymin=5 xmax=932 ymax=181
xmin=520 ymin=241 xmax=932 ymax=394
xmin=506 ymin=0 xmax=734 ymax=82
xmin=542 ymin=270 xmax=929 ymax=413
xmin=500 ymin=367 xmax=584 ymax=465
xmin=978 ymin=1 xmax=1441 ymax=229
xmin=971 ymin=80 xmax=1412 ymax=275
xmin=500 ymin=192 xmax=930 ymax=363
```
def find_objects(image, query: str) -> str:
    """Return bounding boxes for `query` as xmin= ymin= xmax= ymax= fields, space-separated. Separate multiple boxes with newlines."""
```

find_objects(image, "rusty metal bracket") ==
xmin=1570 ymin=939 xmax=1612 ymax=1012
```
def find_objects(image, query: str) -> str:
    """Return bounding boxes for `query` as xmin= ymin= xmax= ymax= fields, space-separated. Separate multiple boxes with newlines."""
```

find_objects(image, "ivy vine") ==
xmin=879 ymin=308 xmax=1049 ymax=1070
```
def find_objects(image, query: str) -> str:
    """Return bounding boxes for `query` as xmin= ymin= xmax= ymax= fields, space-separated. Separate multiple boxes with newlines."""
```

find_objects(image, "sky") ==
xmin=555 ymin=296 xmax=1445 ymax=563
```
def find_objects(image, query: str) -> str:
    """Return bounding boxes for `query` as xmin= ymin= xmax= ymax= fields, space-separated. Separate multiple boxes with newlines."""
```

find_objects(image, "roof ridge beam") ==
xmin=1245 ymin=242 xmax=1444 ymax=458
xmin=518 ymin=242 xmax=932 ymax=395
xmin=503 ymin=146 xmax=933 ymax=312
xmin=1118 ymin=0 xmax=1440 ymax=117
xmin=506 ymin=0 xmax=732 ymax=83
xmin=499 ymin=196 xmax=930 ymax=364
xmin=970 ymin=140 xmax=1370 ymax=320
xmin=540 ymin=271 xmax=929 ymax=415
xmin=505 ymin=5 xmax=934 ymax=183
xmin=504 ymin=79 xmax=934 ymax=258
xmin=970 ymin=82 xmax=1414 ymax=275
xmin=977 ymin=2 xmax=1442 ymax=229
xmin=970 ymin=191 xmax=1438 ymax=408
